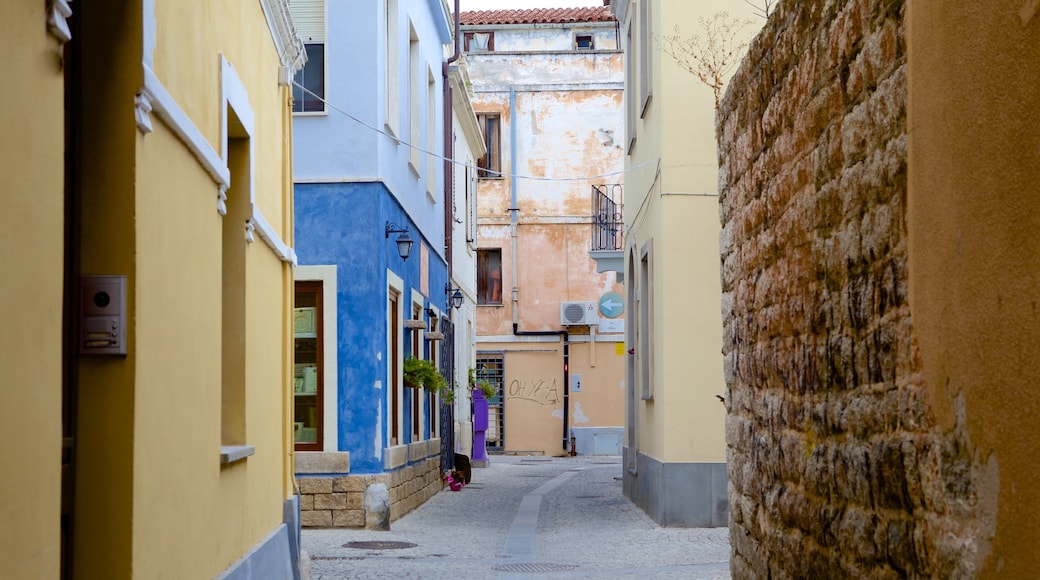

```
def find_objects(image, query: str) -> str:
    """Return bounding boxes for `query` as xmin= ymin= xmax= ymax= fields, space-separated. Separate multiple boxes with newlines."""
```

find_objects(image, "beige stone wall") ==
xmin=300 ymin=457 xmax=443 ymax=528
xmin=717 ymin=0 xmax=987 ymax=576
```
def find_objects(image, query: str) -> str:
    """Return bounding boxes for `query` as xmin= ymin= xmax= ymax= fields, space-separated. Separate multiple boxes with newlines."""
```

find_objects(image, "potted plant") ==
xmin=468 ymin=367 xmax=497 ymax=399
xmin=404 ymin=357 xmax=447 ymax=393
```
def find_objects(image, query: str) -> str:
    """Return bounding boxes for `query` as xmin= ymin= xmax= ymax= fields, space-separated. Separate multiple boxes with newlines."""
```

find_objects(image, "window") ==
xmin=428 ymin=316 xmax=439 ymax=438
xmin=464 ymin=31 xmax=494 ymax=52
xmin=638 ymin=239 xmax=654 ymax=400
xmin=389 ymin=290 xmax=402 ymax=445
xmin=477 ymin=249 xmax=503 ymax=305
xmin=411 ymin=303 xmax=422 ymax=441
xmin=638 ymin=0 xmax=652 ymax=117
xmin=625 ymin=22 xmax=635 ymax=153
xmin=575 ymin=34 xmax=594 ymax=50
xmin=294 ymin=282 xmax=324 ymax=451
xmin=426 ymin=68 xmax=437 ymax=197
xmin=385 ymin=0 xmax=400 ymax=135
xmin=289 ymin=0 xmax=326 ymax=113
xmin=292 ymin=44 xmax=325 ymax=112
xmin=477 ymin=114 xmax=501 ymax=179
xmin=222 ymin=110 xmax=250 ymax=447
xmin=408 ymin=23 xmax=421 ymax=173
xmin=466 ymin=165 xmax=477 ymax=244
xmin=476 ymin=354 xmax=504 ymax=450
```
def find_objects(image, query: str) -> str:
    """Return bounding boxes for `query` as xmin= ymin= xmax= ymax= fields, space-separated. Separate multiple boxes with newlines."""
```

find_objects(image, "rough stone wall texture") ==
xmin=717 ymin=0 xmax=983 ymax=576
xmin=299 ymin=457 xmax=443 ymax=528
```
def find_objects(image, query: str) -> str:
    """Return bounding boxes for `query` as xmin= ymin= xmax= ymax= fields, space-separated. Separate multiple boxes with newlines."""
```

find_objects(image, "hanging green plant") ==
xmin=403 ymin=357 xmax=447 ymax=392
xmin=468 ymin=367 xmax=496 ymax=399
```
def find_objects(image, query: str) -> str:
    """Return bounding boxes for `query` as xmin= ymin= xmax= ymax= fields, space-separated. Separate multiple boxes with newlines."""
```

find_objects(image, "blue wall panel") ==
xmin=295 ymin=181 xmax=448 ymax=474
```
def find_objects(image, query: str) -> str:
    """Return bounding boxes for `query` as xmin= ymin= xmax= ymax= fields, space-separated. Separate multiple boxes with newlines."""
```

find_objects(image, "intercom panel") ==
xmin=80 ymin=275 xmax=127 ymax=356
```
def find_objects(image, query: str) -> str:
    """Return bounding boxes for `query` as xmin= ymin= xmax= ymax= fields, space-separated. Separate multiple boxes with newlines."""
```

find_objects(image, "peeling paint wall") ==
xmin=467 ymin=17 xmax=625 ymax=456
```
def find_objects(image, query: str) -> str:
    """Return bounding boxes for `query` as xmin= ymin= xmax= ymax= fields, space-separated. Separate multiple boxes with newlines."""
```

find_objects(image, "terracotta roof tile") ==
xmin=460 ymin=7 xmax=614 ymax=26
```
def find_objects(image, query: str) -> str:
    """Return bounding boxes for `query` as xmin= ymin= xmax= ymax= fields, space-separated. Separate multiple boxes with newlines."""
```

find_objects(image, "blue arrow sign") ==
xmin=599 ymin=291 xmax=624 ymax=318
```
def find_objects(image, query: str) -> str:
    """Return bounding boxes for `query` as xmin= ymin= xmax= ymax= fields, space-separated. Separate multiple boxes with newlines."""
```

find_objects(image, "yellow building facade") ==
xmin=612 ymin=0 xmax=761 ymax=526
xmin=1 ymin=1 xmax=305 ymax=578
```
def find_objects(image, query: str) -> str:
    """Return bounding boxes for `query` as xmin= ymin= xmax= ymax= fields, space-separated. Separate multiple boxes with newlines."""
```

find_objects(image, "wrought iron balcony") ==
xmin=591 ymin=184 xmax=623 ymax=251
xmin=590 ymin=184 xmax=624 ymax=277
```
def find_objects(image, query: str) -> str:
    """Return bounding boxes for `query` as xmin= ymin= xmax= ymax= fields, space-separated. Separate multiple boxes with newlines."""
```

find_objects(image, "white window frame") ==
xmin=426 ymin=67 xmax=437 ymax=199
xmin=385 ymin=0 xmax=400 ymax=136
xmin=638 ymin=238 xmax=654 ymax=400
xmin=387 ymin=269 xmax=405 ymax=446
xmin=289 ymin=0 xmax=327 ymax=115
xmin=408 ymin=21 xmax=421 ymax=175
xmin=295 ymin=266 xmax=339 ymax=451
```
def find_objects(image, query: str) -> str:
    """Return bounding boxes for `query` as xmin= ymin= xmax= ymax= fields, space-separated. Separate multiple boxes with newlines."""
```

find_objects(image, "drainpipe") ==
xmin=442 ymin=0 xmax=461 ymax=419
xmin=443 ymin=0 xmax=460 ymax=310
xmin=507 ymin=86 xmax=571 ymax=452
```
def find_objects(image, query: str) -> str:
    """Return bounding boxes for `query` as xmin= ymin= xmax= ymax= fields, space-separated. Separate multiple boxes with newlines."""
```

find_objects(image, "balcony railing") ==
xmin=591 ymin=184 xmax=623 ymax=251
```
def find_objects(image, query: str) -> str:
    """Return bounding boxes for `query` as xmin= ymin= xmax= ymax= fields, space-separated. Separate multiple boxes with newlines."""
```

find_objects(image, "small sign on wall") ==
xmin=599 ymin=319 xmax=624 ymax=333
xmin=572 ymin=374 xmax=582 ymax=392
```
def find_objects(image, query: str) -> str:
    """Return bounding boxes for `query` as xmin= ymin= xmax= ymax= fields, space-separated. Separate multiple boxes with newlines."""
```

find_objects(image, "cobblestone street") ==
xmin=302 ymin=456 xmax=731 ymax=579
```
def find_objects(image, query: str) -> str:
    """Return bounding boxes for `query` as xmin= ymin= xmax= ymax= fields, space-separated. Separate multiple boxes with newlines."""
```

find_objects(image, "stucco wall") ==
xmin=295 ymin=182 xmax=449 ymax=471
xmin=70 ymin=1 xmax=298 ymax=577
xmin=906 ymin=2 xmax=1040 ymax=576
xmin=478 ymin=340 xmax=625 ymax=456
xmin=0 ymin=3 xmax=66 ymax=577
xmin=716 ymin=0 xmax=1025 ymax=575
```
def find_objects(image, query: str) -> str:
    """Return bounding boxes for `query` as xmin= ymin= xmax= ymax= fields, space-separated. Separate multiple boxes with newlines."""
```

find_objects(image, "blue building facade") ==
xmin=290 ymin=0 xmax=456 ymax=525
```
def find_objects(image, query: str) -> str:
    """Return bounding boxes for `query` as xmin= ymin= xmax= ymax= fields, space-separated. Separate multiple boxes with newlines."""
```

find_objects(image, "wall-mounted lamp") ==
xmin=385 ymin=222 xmax=414 ymax=261
xmin=445 ymin=284 xmax=464 ymax=309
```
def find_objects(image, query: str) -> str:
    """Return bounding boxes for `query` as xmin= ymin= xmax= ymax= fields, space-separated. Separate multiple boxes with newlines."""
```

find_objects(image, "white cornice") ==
xmin=448 ymin=64 xmax=486 ymax=157
xmin=250 ymin=206 xmax=297 ymax=264
xmin=46 ymin=0 xmax=73 ymax=44
xmin=259 ymin=0 xmax=307 ymax=74
xmin=137 ymin=66 xmax=231 ymax=191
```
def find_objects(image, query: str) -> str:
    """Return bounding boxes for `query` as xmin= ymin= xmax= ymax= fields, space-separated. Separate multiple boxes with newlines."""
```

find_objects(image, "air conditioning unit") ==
xmin=560 ymin=301 xmax=599 ymax=326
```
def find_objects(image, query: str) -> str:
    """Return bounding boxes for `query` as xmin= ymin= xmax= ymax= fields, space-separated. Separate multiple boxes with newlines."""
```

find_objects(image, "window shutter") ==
xmin=290 ymin=0 xmax=325 ymax=43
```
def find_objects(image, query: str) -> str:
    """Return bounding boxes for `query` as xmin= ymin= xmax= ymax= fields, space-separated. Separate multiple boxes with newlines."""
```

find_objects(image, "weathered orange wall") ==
xmin=907 ymin=1 xmax=1040 ymax=576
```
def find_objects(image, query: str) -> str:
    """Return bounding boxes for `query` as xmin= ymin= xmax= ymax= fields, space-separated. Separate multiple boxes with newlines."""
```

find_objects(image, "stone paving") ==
xmin=301 ymin=455 xmax=731 ymax=579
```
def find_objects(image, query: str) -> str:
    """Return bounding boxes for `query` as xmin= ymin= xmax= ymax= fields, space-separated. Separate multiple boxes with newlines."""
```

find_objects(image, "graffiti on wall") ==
xmin=507 ymin=377 xmax=560 ymax=406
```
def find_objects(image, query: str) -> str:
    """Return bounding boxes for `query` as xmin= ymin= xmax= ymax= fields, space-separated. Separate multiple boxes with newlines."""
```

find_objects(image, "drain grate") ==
xmin=343 ymin=541 xmax=417 ymax=550
xmin=493 ymin=563 xmax=578 ymax=573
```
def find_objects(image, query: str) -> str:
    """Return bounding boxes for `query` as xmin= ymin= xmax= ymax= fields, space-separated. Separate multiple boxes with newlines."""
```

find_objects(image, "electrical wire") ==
xmin=291 ymin=81 xmax=661 ymax=182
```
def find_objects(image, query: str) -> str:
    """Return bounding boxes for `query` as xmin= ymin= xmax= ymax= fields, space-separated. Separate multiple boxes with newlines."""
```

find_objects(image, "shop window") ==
xmin=294 ymin=281 xmax=324 ymax=450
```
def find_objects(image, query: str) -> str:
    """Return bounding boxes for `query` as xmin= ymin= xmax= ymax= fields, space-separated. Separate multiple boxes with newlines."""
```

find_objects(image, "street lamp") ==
xmin=445 ymin=284 xmax=464 ymax=309
xmin=385 ymin=222 xmax=413 ymax=261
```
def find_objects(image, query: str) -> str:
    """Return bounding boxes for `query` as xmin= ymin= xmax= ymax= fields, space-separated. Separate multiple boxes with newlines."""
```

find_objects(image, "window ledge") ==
xmin=220 ymin=445 xmax=256 ymax=464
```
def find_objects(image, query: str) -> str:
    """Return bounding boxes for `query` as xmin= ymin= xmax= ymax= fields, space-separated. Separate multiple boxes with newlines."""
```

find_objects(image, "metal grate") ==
xmin=476 ymin=353 xmax=505 ymax=451
xmin=439 ymin=319 xmax=456 ymax=474
xmin=493 ymin=563 xmax=578 ymax=573
xmin=343 ymin=541 xmax=417 ymax=550
xmin=591 ymin=184 xmax=623 ymax=251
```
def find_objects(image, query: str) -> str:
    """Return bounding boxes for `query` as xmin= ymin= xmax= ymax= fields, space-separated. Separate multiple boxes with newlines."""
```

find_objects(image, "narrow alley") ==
xmin=302 ymin=456 xmax=730 ymax=579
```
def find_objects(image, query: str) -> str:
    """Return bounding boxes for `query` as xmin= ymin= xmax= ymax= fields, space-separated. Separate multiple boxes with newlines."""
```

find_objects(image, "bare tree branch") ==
xmin=657 ymin=12 xmax=754 ymax=109
xmin=743 ymin=0 xmax=773 ymax=19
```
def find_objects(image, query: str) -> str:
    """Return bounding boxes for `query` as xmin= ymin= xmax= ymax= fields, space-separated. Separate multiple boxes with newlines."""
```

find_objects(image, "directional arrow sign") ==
xmin=599 ymin=291 xmax=625 ymax=318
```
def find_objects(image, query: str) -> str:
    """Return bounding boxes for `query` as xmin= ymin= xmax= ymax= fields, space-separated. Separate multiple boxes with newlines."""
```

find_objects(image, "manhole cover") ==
xmin=343 ymin=541 xmax=417 ymax=550
xmin=493 ymin=563 xmax=578 ymax=573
